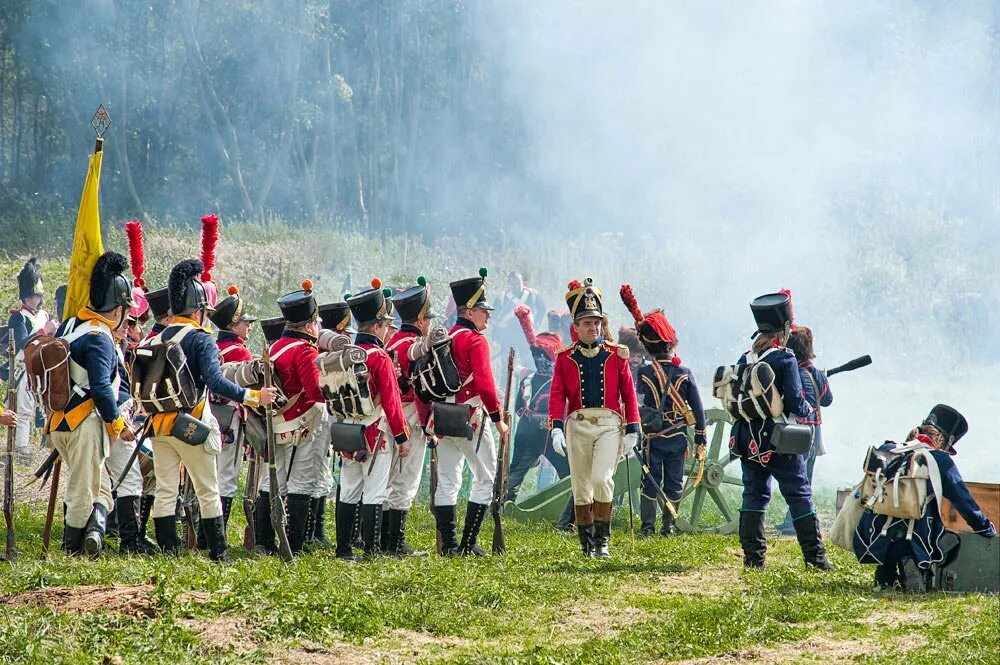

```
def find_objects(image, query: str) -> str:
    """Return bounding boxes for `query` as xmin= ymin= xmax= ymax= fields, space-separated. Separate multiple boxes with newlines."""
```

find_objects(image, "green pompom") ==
xmin=383 ymin=287 xmax=392 ymax=298
xmin=417 ymin=275 xmax=427 ymax=287
xmin=343 ymin=292 xmax=352 ymax=300
xmin=479 ymin=266 xmax=488 ymax=278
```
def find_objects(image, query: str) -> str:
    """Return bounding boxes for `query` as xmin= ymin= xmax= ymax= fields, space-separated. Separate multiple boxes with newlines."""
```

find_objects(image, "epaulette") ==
xmin=604 ymin=341 xmax=628 ymax=359
xmin=557 ymin=341 xmax=577 ymax=354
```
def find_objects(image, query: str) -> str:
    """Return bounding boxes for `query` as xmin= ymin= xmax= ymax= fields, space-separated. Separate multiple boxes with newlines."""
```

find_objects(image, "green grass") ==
xmin=0 ymin=495 xmax=997 ymax=664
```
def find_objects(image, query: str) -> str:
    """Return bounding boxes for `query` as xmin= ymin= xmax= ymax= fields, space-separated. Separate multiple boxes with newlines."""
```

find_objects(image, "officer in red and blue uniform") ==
xmin=505 ymin=304 xmax=568 ymax=503
xmin=433 ymin=268 xmax=509 ymax=556
xmin=620 ymin=285 xmax=706 ymax=537
xmin=730 ymin=292 xmax=830 ymax=570
xmin=548 ymin=278 xmax=640 ymax=558
xmin=336 ymin=280 xmax=409 ymax=560
xmin=853 ymin=405 xmax=996 ymax=591
xmin=208 ymin=285 xmax=257 ymax=533
xmin=383 ymin=277 xmax=437 ymax=556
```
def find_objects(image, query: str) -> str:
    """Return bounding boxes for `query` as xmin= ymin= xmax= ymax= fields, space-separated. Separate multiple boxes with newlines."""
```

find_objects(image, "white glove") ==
xmin=623 ymin=432 xmax=638 ymax=453
xmin=550 ymin=428 xmax=566 ymax=457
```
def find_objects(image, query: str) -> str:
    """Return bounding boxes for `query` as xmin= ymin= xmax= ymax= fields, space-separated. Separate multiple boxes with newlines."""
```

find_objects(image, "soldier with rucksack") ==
xmin=719 ymin=292 xmax=830 ymax=570
xmin=44 ymin=252 xmax=136 ymax=557
xmin=137 ymin=259 xmax=276 ymax=562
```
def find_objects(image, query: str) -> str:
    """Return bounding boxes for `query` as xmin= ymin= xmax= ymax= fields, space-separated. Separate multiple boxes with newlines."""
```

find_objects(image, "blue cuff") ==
xmin=625 ymin=423 xmax=639 ymax=435
xmin=551 ymin=419 xmax=563 ymax=431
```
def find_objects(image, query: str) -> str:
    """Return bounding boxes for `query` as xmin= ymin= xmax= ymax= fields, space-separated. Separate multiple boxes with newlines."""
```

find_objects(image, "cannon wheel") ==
xmin=674 ymin=408 xmax=742 ymax=535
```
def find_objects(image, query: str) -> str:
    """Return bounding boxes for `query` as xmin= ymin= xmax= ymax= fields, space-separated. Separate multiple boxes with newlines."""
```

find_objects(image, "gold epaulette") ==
xmin=557 ymin=342 xmax=577 ymax=354
xmin=605 ymin=341 xmax=628 ymax=359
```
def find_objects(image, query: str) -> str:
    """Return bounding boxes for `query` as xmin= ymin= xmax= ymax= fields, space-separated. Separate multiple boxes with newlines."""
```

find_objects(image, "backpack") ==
xmin=24 ymin=320 xmax=113 ymax=413
xmin=860 ymin=442 xmax=942 ymax=522
xmin=408 ymin=326 xmax=463 ymax=403
xmin=314 ymin=344 xmax=374 ymax=419
xmin=131 ymin=325 xmax=202 ymax=413
xmin=713 ymin=348 xmax=784 ymax=423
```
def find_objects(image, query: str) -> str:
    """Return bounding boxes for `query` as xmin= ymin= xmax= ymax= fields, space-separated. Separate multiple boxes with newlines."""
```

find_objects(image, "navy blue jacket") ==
xmin=636 ymin=357 xmax=707 ymax=446
xmin=853 ymin=443 xmax=997 ymax=569
xmin=7 ymin=308 xmax=46 ymax=353
xmin=53 ymin=314 xmax=124 ymax=429
xmin=730 ymin=346 xmax=810 ymax=465
xmin=159 ymin=322 xmax=246 ymax=403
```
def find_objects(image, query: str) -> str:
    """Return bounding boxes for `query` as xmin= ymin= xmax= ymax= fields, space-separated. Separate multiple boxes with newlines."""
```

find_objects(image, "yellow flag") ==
xmin=63 ymin=149 xmax=104 ymax=321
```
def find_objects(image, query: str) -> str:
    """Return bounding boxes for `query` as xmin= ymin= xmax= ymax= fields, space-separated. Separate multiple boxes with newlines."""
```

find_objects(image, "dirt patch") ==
xmin=547 ymin=600 xmax=652 ymax=645
xmin=3 ymin=584 xmax=159 ymax=618
xmin=661 ymin=633 xmax=927 ymax=664
xmin=180 ymin=617 xmax=257 ymax=653
xmin=658 ymin=567 xmax=744 ymax=597
xmin=859 ymin=608 xmax=932 ymax=628
xmin=270 ymin=630 xmax=473 ymax=665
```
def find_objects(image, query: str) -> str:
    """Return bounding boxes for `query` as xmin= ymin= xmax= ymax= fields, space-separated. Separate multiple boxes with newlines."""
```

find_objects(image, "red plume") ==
xmin=779 ymin=287 xmax=794 ymax=322
xmin=514 ymin=305 xmax=537 ymax=347
xmin=567 ymin=279 xmax=582 ymax=291
xmin=200 ymin=214 xmax=219 ymax=281
xmin=125 ymin=220 xmax=146 ymax=289
xmin=619 ymin=284 xmax=644 ymax=325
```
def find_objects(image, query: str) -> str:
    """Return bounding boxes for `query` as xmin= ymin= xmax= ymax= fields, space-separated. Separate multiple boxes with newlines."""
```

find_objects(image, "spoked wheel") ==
xmin=674 ymin=409 xmax=742 ymax=535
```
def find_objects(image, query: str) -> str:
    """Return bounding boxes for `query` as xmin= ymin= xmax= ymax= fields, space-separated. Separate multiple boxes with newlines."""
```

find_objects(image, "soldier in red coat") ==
xmin=383 ymin=277 xmax=437 ymax=556
xmin=335 ymin=280 xmax=410 ymax=560
xmin=266 ymin=281 xmax=328 ymax=554
xmin=548 ymin=278 xmax=640 ymax=558
xmin=433 ymin=268 xmax=510 ymax=556
xmin=208 ymin=285 xmax=257 ymax=534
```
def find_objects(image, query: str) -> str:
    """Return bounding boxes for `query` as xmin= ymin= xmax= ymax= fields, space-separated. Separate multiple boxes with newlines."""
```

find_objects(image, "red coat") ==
xmin=270 ymin=332 xmax=324 ymax=423
xmin=450 ymin=319 xmax=501 ymax=422
xmin=355 ymin=333 xmax=409 ymax=450
xmin=386 ymin=326 xmax=430 ymax=427
xmin=548 ymin=340 xmax=640 ymax=434
xmin=218 ymin=333 xmax=253 ymax=363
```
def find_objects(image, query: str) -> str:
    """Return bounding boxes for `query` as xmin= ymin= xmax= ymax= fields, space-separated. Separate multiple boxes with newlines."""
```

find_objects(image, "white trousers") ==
xmin=216 ymin=424 xmax=243 ymax=498
xmin=49 ymin=411 xmax=111 ymax=528
xmin=386 ymin=403 xmax=427 ymax=511
xmin=566 ymin=408 xmax=623 ymax=505
xmin=14 ymin=376 xmax=34 ymax=456
xmin=151 ymin=435 xmax=222 ymax=519
xmin=257 ymin=416 xmax=329 ymax=496
xmin=339 ymin=445 xmax=393 ymax=505
xmin=104 ymin=437 xmax=143 ymax=498
xmin=435 ymin=413 xmax=496 ymax=506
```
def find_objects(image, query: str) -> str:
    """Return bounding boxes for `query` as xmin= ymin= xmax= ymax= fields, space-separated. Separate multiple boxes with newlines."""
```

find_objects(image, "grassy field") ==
xmin=0 ymin=485 xmax=997 ymax=665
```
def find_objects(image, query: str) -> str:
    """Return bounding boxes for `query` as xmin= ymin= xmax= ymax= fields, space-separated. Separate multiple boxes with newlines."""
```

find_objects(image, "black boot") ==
xmin=593 ymin=521 xmax=611 ymax=558
xmin=659 ymin=504 xmax=676 ymax=537
xmin=303 ymin=497 xmax=317 ymax=548
xmin=83 ymin=503 xmax=109 ymax=558
xmin=397 ymin=510 xmax=427 ymax=557
xmin=360 ymin=504 xmax=384 ymax=557
xmin=875 ymin=563 xmax=898 ymax=589
xmin=202 ymin=516 xmax=232 ymax=563
xmin=739 ymin=511 xmax=767 ymax=568
xmin=577 ymin=523 xmax=594 ymax=557
xmin=105 ymin=504 xmax=119 ymax=540
xmin=639 ymin=497 xmax=657 ymax=537
xmin=433 ymin=505 xmax=459 ymax=556
xmin=254 ymin=492 xmax=276 ymax=555
xmin=220 ymin=496 xmax=234 ymax=531
xmin=458 ymin=501 xmax=489 ymax=556
xmin=382 ymin=508 xmax=401 ymax=556
xmin=312 ymin=497 xmax=333 ymax=548
xmin=352 ymin=501 xmax=364 ymax=550
xmin=792 ymin=513 xmax=833 ymax=570
xmin=117 ymin=496 xmax=157 ymax=555
xmin=555 ymin=496 xmax=576 ymax=532
xmin=154 ymin=516 xmax=179 ymax=555
xmin=901 ymin=558 xmax=927 ymax=593
xmin=139 ymin=494 xmax=154 ymax=540
xmin=62 ymin=525 xmax=86 ymax=556
xmin=286 ymin=493 xmax=312 ymax=554
xmin=335 ymin=500 xmax=360 ymax=561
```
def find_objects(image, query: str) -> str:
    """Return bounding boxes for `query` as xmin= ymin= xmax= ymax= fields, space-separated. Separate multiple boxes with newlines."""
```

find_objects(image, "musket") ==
xmin=429 ymin=442 xmax=442 ymax=556
xmin=263 ymin=347 xmax=293 ymax=562
xmin=633 ymin=437 xmax=677 ymax=518
xmin=826 ymin=355 xmax=872 ymax=377
xmin=490 ymin=347 xmax=515 ymax=555
xmin=40 ymin=459 xmax=61 ymax=558
xmin=242 ymin=437 xmax=258 ymax=552
xmin=4 ymin=334 xmax=17 ymax=561
xmin=181 ymin=470 xmax=199 ymax=551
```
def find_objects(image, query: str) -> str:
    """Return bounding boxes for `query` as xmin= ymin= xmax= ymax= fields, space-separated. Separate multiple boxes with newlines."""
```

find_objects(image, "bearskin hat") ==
xmin=17 ymin=257 xmax=44 ymax=300
xmin=169 ymin=259 xmax=206 ymax=317
xmin=90 ymin=252 xmax=134 ymax=312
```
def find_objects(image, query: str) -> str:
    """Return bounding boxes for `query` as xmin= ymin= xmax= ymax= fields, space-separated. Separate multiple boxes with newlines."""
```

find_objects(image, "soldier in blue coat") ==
xmin=729 ymin=293 xmax=831 ymax=570
xmin=853 ymin=405 xmax=996 ymax=591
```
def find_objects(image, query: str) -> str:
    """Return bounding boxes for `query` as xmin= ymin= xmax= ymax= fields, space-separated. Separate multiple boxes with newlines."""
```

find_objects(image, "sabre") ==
xmin=632 ymin=437 xmax=677 ymax=518
xmin=112 ymin=424 xmax=151 ymax=493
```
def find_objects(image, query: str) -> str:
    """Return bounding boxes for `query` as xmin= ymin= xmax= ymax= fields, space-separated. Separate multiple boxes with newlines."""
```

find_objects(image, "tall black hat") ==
xmin=169 ymin=259 xmax=214 ymax=317
xmin=277 ymin=279 xmax=318 ymax=326
xmin=90 ymin=252 xmax=136 ymax=313
xmin=391 ymin=276 xmax=438 ymax=322
xmin=923 ymin=404 xmax=968 ymax=450
xmin=210 ymin=285 xmax=257 ymax=331
xmin=146 ymin=287 xmax=171 ymax=320
xmin=347 ymin=278 xmax=395 ymax=326
xmin=565 ymin=278 xmax=604 ymax=321
xmin=449 ymin=267 xmax=493 ymax=312
xmin=260 ymin=316 xmax=286 ymax=345
xmin=318 ymin=302 xmax=354 ymax=334
xmin=54 ymin=284 xmax=68 ymax=321
xmin=750 ymin=292 xmax=792 ymax=338
xmin=17 ymin=258 xmax=44 ymax=300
